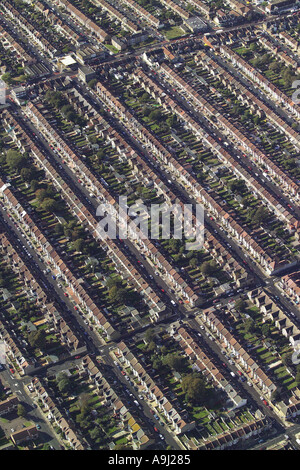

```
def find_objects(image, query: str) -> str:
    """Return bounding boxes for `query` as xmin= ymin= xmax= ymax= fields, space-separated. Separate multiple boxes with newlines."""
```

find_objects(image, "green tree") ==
xmin=166 ymin=115 xmax=177 ymax=127
xmin=114 ymin=444 xmax=132 ymax=450
xmin=249 ymin=42 xmax=258 ymax=52
xmin=152 ymin=356 xmax=162 ymax=369
xmin=30 ymin=180 xmax=39 ymax=192
xmin=1 ymin=72 xmax=13 ymax=85
xmin=144 ymin=328 xmax=155 ymax=344
xmin=228 ymin=179 xmax=246 ymax=194
xmin=77 ymin=393 xmax=92 ymax=416
xmin=162 ymin=353 xmax=188 ymax=373
xmin=189 ymin=257 xmax=198 ymax=269
xmin=200 ymin=261 xmax=218 ymax=276
xmin=295 ymin=366 xmax=300 ymax=385
xmin=20 ymin=167 xmax=34 ymax=182
xmin=108 ymin=285 xmax=127 ymax=304
xmin=282 ymin=352 xmax=293 ymax=368
xmin=17 ymin=404 xmax=26 ymax=417
xmin=252 ymin=206 xmax=269 ymax=225
xmin=244 ymin=318 xmax=255 ymax=334
xmin=88 ymin=135 xmax=98 ymax=145
xmin=73 ymin=238 xmax=85 ymax=253
xmin=89 ymin=427 xmax=103 ymax=441
xmin=181 ymin=373 xmax=206 ymax=404
xmin=261 ymin=323 xmax=271 ymax=338
xmin=147 ymin=341 xmax=157 ymax=353
xmin=96 ymin=149 xmax=105 ymax=160
xmin=35 ymin=186 xmax=55 ymax=202
xmin=28 ymin=330 xmax=46 ymax=350
xmin=268 ymin=62 xmax=279 ymax=73
xmin=57 ymin=372 xmax=72 ymax=393
xmin=149 ymin=109 xmax=162 ymax=122
xmin=41 ymin=443 xmax=51 ymax=450
xmin=87 ymin=79 xmax=97 ymax=89
xmin=142 ymin=106 xmax=151 ymax=117
xmin=40 ymin=198 xmax=58 ymax=213
xmin=235 ymin=299 xmax=247 ymax=313
xmin=167 ymin=238 xmax=181 ymax=254
xmin=6 ymin=150 xmax=26 ymax=171
xmin=140 ymin=92 xmax=150 ymax=103
xmin=54 ymin=223 xmax=64 ymax=235
xmin=260 ymin=53 xmax=271 ymax=66
xmin=45 ymin=90 xmax=66 ymax=108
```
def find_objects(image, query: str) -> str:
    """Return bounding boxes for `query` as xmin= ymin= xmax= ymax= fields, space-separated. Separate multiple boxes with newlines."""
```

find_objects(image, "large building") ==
xmin=184 ymin=16 xmax=208 ymax=33
xmin=265 ymin=0 xmax=297 ymax=12
xmin=78 ymin=65 xmax=96 ymax=84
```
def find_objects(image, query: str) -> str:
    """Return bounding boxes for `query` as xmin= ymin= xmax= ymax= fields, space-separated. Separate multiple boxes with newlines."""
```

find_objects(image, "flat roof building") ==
xmin=184 ymin=16 xmax=208 ymax=33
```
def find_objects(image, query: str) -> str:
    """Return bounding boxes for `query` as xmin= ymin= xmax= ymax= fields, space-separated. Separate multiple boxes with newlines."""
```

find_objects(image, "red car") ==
xmin=154 ymin=427 xmax=159 ymax=432
xmin=74 ymin=306 xmax=78 ymax=311
xmin=64 ymin=293 xmax=68 ymax=297
xmin=121 ymin=371 xmax=126 ymax=376
xmin=9 ymin=368 xmax=14 ymax=374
